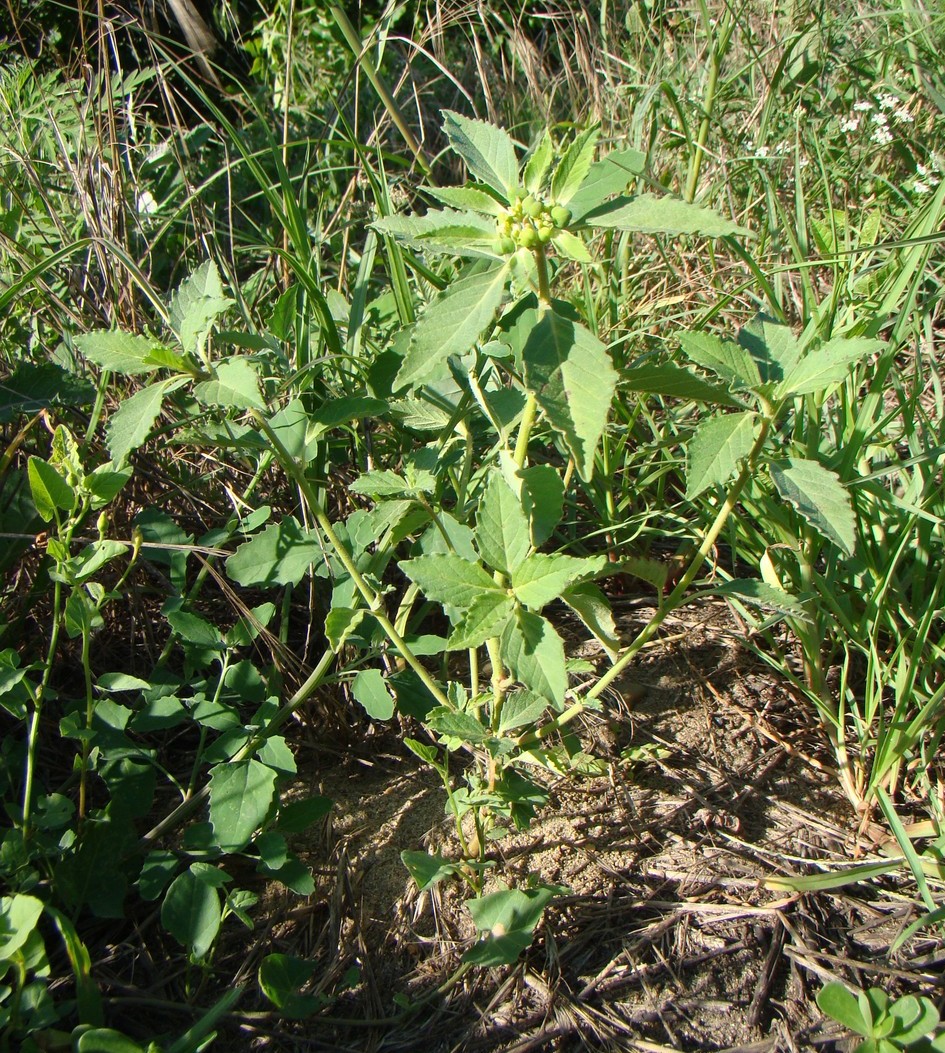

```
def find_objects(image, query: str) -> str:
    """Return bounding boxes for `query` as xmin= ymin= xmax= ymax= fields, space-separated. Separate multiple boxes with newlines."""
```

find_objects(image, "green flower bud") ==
xmin=550 ymin=205 xmax=572 ymax=228
xmin=537 ymin=223 xmax=554 ymax=244
xmin=523 ymin=194 xmax=545 ymax=219
xmin=496 ymin=236 xmax=517 ymax=255
xmin=519 ymin=225 xmax=541 ymax=250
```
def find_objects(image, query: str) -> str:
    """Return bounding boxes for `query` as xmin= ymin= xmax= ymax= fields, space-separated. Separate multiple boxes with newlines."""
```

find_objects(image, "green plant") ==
xmin=818 ymin=982 xmax=945 ymax=1053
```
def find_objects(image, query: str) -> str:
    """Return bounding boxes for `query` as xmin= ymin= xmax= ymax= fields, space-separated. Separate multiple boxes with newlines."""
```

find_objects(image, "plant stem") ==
xmin=251 ymin=410 xmax=452 ymax=710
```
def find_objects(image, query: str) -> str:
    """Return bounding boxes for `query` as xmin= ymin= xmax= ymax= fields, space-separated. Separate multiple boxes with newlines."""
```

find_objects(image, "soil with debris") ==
xmin=202 ymin=603 xmax=944 ymax=1051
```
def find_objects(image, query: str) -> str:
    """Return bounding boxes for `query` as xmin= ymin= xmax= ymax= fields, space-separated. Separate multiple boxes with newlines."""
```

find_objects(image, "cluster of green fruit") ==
xmin=494 ymin=191 xmax=572 ymax=253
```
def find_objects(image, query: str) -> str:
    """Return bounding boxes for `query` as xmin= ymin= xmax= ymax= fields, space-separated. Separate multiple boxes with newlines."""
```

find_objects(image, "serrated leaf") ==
xmin=586 ymin=194 xmax=750 ymax=237
xmin=74 ymin=330 xmax=169 ymax=375
xmin=447 ymin=591 xmax=515 ymax=650
xmin=373 ymin=208 xmax=500 ymax=260
xmin=777 ymin=337 xmax=884 ymax=398
xmin=225 ymin=517 xmax=321 ymax=587
xmin=523 ymin=131 xmax=554 ymax=193
xmin=396 ymin=263 xmax=510 ymax=388
xmin=400 ymin=554 xmax=502 ymax=608
xmin=678 ymin=332 xmax=761 ymax=389
xmin=169 ymin=260 xmax=234 ymax=357
xmin=521 ymin=304 xmax=616 ymax=480
xmin=311 ymin=395 xmax=388 ymax=430
xmin=552 ymin=229 xmax=592 ymax=262
xmin=351 ymin=669 xmax=395 ymax=720
xmin=476 ymin=473 xmax=531 ymax=575
xmin=622 ymin=363 xmax=742 ymax=406
xmin=161 ymin=868 xmax=221 ymax=958
xmin=423 ymin=185 xmax=504 ymax=214
xmin=568 ymin=147 xmax=646 ymax=221
xmin=28 ymin=456 xmax=75 ymax=522
xmin=498 ymin=690 xmax=549 ymax=732
xmin=686 ymin=411 xmax=757 ymax=498
xmin=193 ymin=358 xmax=265 ymax=410
xmin=738 ymin=316 xmax=803 ymax=382
xmin=502 ymin=609 xmax=567 ymax=706
xmin=106 ymin=378 xmax=185 ymax=463
xmin=511 ymin=554 xmax=605 ymax=610
xmin=208 ymin=759 xmax=277 ymax=852
xmin=770 ymin=458 xmax=856 ymax=555
xmin=551 ymin=127 xmax=600 ymax=205
xmin=561 ymin=581 xmax=620 ymax=658
xmin=518 ymin=464 xmax=565 ymax=546
xmin=443 ymin=110 xmax=519 ymax=194
xmin=427 ymin=706 xmax=491 ymax=744
xmin=0 ymin=361 xmax=94 ymax=422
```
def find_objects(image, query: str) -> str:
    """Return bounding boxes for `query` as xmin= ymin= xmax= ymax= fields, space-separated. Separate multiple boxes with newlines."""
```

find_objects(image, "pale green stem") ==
xmin=251 ymin=410 xmax=451 ymax=710
xmin=684 ymin=6 xmax=733 ymax=204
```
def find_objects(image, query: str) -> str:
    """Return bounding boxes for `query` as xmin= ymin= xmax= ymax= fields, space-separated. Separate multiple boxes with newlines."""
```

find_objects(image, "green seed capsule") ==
xmin=497 ymin=236 xmax=517 ymax=254
xmin=537 ymin=223 xmax=554 ymax=244
xmin=519 ymin=225 xmax=541 ymax=250
xmin=550 ymin=205 xmax=572 ymax=228
xmin=523 ymin=194 xmax=545 ymax=219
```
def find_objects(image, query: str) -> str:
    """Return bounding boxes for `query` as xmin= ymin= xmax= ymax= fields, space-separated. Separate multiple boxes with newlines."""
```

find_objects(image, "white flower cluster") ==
xmin=844 ymin=91 xmax=914 ymax=145
xmin=913 ymin=158 xmax=943 ymax=195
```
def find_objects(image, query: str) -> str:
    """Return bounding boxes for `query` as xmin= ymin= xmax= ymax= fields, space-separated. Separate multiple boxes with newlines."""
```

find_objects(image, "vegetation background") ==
xmin=1 ymin=1 xmax=944 ymax=1051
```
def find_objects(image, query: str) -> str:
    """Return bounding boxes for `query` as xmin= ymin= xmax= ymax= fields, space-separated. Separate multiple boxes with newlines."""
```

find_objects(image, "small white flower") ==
xmin=854 ymin=99 xmax=874 ymax=112
xmin=136 ymin=190 xmax=158 ymax=215
xmin=840 ymin=117 xmax=860 ymax=133
xmin=914 ymin=180 xmax=931 ymax=194
xmin=895 ymin=107 xmax=913 ymax=123
xmin=917 ymin=162 xmax=930 ymax=176
xmin=755 ymin=144 xmax=770 ymax=158
xmin=878 ymin=92 xmax=898 ymax=110
xmin=870 ymin=111 xmax=889 ymax=125
xmin=871 ymin=126 xmax=894 ymax=145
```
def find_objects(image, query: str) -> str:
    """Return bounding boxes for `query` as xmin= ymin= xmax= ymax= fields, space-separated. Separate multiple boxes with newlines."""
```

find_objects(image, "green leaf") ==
xmin=373 ymin=209 xmax=500 ymax=260
xmin=258 ymin=954 xmax=320 ymax=1019
xmin=447 ymin=591 xmax=515 ymax=650
xmin=164 ymin=605 xmax=223 ymax=648
xmin=523 ymin=131 xmax=554 ymax=193
xmin=561 ymin=581 xmax=620 ymax=659
xmin=622 ymin=364 xmax=742 ymax=406
xmin=208 ymin=759 xmax=278 ymax=852
xmin=497 ymin=690 xmax=549 ymax=732
xmin=225 ymin=517 xmax=321 ymax=587
xmin=817 ymin=983 xmax=872 ymax=1037
xmin=502 ymin=609 xmax=567 ymax=706
xmin=678 ymin=332 xmax=762 ymax=390
xmin=311 ymin=395 xmax=389 ymax=431
xmin=161 ymin=868 xmax=222 ymax=959
xmin=396 ymin=263 xmax=510 ymax=388
xmin=351 ymin=669 xmax=395 ymax=720
xmin=193 ymin=358 xmax=266 ymax=411
xmin=74 ymin=330 xmax=169 ymax=376
xmin=169 ymin=260 xmax=234 ymax=357
xmin=511 ymin=554 xmax=605 ymax=610
xmin=586 ymin=194 xmax=751 ymax=237
xmin=765 ymin=859 xmax=898 ymax=891
xmin=568 ymin=147 xmax=646 ymax=221
xmin=0 ymin=893 xmax=44 ymax=959
xmin=0 ymin=361 xmax=94 ymax=422
xmin=738 ymin=316 xmax=803 ymax=382
xmin=423 ymin=185 xmax=504 ymax=214
xmin=686 ymin=411 xmax=757 ymax=498
xmin=400 ymin=554 xmax=503 ymax=609
xmin=427 ymin=706 xmax=491 ymax=745
xmin=521 ymin=304 xmax=616 ymax=480
xmin=699 ymin=579 xmax=810 ymax=620
xmin=463 ymin=886 xmax=558 ymax=965
xmin=551 ymin=229 xmax=592 ymax=262
xmin=892 ymin=997 xmax=939 ymax=1042
xmin=770 ymin=458 xmax=856 ymax=556
xmin=76 ymin=1029 xmax=148 ymax=1053
xmin=517 ymin=464 xmax=565 ymax=546
xmin=551 ymin=127 xmax=600 ymax=205
xmin=401 ymin=850 xmax=462 ymax=891
xmin=325 ymin=607 xmax=367 ymax=652
xmin=28 ymin=456 xmax=75 ymax=522
xmin=276 ymin=796 xmax=332 ymax=834
xmin=777 ymin=338 xmax=884 ymax=398
xmin=443 ymin=110 xmax=519 ymax=195
xmin=476 ymin=473 xmax=531 ymax=575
